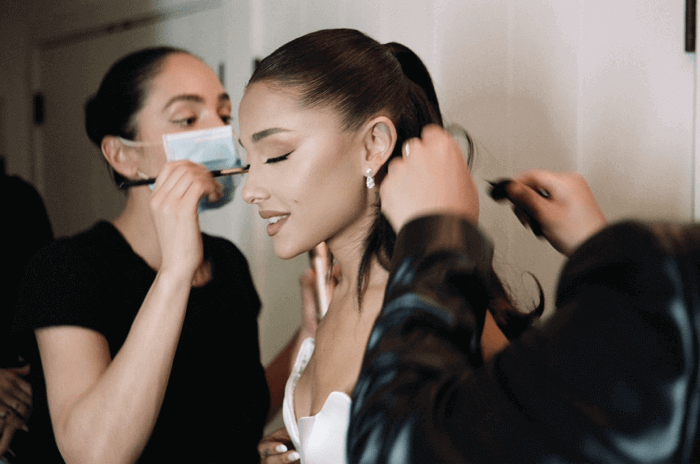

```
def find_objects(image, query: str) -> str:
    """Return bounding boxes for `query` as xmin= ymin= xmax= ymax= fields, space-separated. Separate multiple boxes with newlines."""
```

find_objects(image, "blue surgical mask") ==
xmin=163 ymin=126 xmax=241 ymax=211
xmin=120 ymin=126 xmax=242 ymax=211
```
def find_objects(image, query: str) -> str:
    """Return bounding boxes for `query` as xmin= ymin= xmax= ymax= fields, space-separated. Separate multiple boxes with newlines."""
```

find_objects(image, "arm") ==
xmin=349 ymin=218 xmax=697 ymax=463
xmin=36 ymin=161 xmax=220 ymax=464
xmin=349 ymin=126 xmax=697 ymax=462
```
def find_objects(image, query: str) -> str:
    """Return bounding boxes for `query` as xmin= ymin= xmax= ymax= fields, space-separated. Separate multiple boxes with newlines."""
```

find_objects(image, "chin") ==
xmin=273 ymin=241 xmax=305 ymax=260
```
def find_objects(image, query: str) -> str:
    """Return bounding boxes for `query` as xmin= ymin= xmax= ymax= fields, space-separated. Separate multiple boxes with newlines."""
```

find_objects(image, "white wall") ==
xmin=579 ymin=0 xmax=695 ymax=222
xmin=231 ymin=0 xmax=696 ymax=388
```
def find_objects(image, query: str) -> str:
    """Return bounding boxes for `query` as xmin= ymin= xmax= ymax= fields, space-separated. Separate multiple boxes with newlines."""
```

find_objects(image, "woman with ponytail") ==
xmin=239 ymin=29 xmax=540 ymax=464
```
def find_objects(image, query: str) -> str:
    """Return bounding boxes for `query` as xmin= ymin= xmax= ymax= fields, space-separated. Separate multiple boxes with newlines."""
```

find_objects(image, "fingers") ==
xmin=511 ymin=169 xmax=563 ymax=196
xmin=258 ymin=443 xmax=300 ymax=463
xmin=152 ymin=161 xmax=221 ymax=213
xmin=503 ymin=180 xmax=550 ymax=225
xmin=299 ymin=267 xmax=316 ymax=291
xmin=0 ymin=399 xmax=30 ymax=423
xmin=0 ymin=405 xmax=29 ymax=457
xmin=493 ymin=169 xmax=606 ymax=255
xmin=0 ymin=425 xmax=13 ymax=459
xmin=6 ymin=364 xmax=30 ymax=378
xmin=0 ymin=369 xmax=32 ymax=420
xmin=330 ymin=263 xmax=342 ymax=287
xmin=382 ymin=125 xmax=478 ymax=232
xmin=149 ymin=161 xmax=219 ymax=276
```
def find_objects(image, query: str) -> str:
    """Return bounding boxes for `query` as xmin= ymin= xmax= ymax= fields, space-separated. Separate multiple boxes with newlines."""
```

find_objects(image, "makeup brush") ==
xmin=487 ymin=179 xmax=548 ymax=237
xmin=118 ymin=165 xmax=250 ymax=189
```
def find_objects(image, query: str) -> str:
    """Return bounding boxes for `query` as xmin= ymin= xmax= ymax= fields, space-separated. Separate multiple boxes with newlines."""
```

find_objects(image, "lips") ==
xmin=259 ymin=211 xmax=290 ymax=236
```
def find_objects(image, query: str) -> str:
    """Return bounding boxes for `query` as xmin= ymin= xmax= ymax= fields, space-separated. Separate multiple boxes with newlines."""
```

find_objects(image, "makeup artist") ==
xmin=348 ymin=125 xmax=700 ymax=463
xmin=12 ymin=47 xmax=310 ymax=464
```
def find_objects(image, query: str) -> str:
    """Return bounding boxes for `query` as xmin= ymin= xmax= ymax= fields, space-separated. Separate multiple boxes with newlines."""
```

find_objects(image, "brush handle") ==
xmin=309 ymin=243 xmax=332 ymax=319
xmin=487 ymin=179 xmax=547 ymax=237
xmin=118 ymin=166 xmax=249 ymax=189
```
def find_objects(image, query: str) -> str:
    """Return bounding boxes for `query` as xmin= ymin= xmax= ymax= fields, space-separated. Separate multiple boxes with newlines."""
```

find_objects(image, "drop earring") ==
xmin=365 ymin=168 xmax=375 ymax=189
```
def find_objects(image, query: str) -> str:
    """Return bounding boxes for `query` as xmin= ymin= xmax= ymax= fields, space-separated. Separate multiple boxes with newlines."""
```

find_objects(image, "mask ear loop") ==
xmin=117 ymin=137 xmax=162 ymax=148
xmin=117 ymin=137 xmax=161 ymax=182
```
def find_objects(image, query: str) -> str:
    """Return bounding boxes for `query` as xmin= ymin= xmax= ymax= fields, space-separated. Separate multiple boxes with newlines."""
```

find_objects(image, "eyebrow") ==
xmin=162 ymin=92 xmax=231 ymax=112
xmin=251 ymin=128 xmax=290 ymax=143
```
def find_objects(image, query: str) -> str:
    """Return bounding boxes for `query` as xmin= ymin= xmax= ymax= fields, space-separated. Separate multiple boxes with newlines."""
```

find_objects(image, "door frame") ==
xmin=695 ymin=2 xmax=700 ymax=221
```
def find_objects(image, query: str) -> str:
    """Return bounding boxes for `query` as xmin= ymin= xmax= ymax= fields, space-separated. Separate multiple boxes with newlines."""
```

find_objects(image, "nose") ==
xmin=241 ymin=166 xmax=270 ymax=205
xmin=202 ymin=112 xmax=227 ymax=129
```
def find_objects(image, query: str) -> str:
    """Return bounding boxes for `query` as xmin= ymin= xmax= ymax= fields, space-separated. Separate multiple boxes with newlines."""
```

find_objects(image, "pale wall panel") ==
xmin=579 ymin=0 xmax=695 ymax=222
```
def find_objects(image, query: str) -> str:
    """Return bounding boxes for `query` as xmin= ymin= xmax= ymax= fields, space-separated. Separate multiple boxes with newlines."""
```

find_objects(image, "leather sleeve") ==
xmin=348 ymin=217 xmax=700 ymax=463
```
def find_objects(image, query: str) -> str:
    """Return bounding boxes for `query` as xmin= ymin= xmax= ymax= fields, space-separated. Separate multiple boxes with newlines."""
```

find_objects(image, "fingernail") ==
xmin=275 ymin=444 xmax=288 ymax=453
xmin=287 ymin=451 xmax=300 ymax=461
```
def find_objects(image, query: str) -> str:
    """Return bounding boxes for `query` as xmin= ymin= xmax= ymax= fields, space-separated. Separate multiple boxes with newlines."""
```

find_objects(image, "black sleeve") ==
xmin=348 ymin=217 xmax=698 ymax=463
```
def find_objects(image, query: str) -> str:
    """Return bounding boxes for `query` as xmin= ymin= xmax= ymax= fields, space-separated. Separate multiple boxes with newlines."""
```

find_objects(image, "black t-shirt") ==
xmin=14 ymin=221 xmax=269 ymax=463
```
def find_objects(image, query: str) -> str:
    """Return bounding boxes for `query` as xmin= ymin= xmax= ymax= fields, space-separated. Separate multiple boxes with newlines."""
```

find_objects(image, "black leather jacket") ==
xmin=348 ymin=215 xmax=700 ymax=463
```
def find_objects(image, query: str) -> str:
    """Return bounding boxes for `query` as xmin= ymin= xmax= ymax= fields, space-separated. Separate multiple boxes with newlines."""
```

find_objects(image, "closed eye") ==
xmin=265 ymin=153 xmax=291 ymax=164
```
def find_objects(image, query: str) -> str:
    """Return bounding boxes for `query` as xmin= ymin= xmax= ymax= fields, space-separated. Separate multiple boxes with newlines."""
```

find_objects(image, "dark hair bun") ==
xmin=83 ymin=46 xmax=189 ymax=148
xmin=83 ymin=46 xmax=190 ymax=185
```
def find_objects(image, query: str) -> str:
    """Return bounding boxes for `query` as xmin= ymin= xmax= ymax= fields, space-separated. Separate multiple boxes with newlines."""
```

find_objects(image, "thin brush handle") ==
xmin=118 ymin=165 xmax=249 ymax=189
xmin=309 ymin=243 xmax=332 ymax=319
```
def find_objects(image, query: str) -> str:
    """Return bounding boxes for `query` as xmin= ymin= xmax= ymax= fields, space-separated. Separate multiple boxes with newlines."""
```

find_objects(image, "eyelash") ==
xmin=265 ymin=153 xmax=291 ymax=164
xmin=173 ymin=117 xmax=196 ymax=127
xmin=172 ymin=114 xmax=232 ymax=126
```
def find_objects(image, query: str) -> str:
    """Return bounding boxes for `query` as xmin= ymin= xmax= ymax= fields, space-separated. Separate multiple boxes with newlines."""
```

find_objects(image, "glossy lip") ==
xmin=260 ymin=210 xmax=290 ymax=237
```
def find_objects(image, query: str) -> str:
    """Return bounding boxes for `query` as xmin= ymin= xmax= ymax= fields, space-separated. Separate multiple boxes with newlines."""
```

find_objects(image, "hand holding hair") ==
xmin=491 ymin=170 xmax=607 ymax=256
xmin=380 ymin=125 xmax=479 ymax=232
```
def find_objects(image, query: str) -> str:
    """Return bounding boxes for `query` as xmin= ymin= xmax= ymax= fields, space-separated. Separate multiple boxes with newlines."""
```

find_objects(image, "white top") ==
xmin=283 ymin=338 xmax=352 ymax=464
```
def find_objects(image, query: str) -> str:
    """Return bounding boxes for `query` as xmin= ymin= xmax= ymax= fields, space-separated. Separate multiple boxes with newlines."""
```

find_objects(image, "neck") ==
xmin=325 ymin=206 xmax=388 ymax=310
xmin=111 ymin=188 xmax=163 ymax=271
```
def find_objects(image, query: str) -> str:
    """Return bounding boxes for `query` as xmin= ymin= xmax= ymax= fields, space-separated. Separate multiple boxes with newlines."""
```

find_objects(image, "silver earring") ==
xmin=366 ymin=168 xmax=375 ymax=189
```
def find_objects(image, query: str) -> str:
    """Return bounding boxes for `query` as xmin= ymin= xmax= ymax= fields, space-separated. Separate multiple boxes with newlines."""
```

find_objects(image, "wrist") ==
xmin=154 ymin=266 xmax=197 ymax=290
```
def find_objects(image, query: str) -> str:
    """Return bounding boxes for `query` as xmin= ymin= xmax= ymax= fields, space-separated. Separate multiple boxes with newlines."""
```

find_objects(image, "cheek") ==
xmin=144 ymin=147 xmax=168 ymax=172
xmin=291 ymin=169 xmax=366 ymax=235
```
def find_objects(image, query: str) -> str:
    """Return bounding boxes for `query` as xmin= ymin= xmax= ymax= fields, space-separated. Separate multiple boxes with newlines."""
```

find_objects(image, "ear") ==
xmin=360 ymin=116 xmax=397 ymax=173
xmin=102 ymin=135 xmax=139 ymax=179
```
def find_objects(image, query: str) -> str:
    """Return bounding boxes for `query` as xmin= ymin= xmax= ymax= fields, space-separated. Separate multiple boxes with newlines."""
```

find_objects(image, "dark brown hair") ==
xmin=250 ymin=29 xmax=541 ymax=336
xmin=84 ymin=46 xmax=191 ymax=186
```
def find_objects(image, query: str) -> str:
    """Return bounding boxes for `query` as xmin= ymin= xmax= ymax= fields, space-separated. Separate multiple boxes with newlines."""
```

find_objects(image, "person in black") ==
xmin=12 ymin=47 xmax=279 ymax=463
xmin=347 ymin=125 xmax=700 ymax=463
xmin=0 ymin=155 xmax=52 ymax=462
